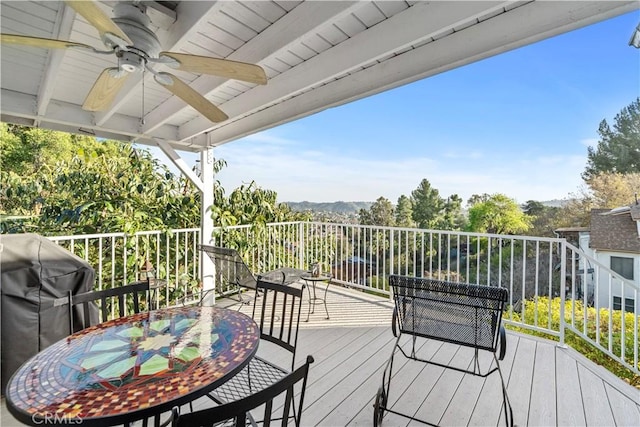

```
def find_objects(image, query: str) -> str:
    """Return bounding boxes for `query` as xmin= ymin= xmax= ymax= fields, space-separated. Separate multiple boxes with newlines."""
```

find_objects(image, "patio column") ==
xmin=200 ymin=146 xmax=216 ymax=305
xmin=155 ymin=139 xmax=215 ymax=304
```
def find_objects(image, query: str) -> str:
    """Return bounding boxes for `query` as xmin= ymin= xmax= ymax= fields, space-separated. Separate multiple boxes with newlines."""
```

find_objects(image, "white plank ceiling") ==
xmin=1 ymin=1 xmax=638 ymax=153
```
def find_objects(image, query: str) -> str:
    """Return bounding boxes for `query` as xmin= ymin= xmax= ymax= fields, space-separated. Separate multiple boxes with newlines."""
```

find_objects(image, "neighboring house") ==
xmin=557 ymin=203 xmax=640 ymax=313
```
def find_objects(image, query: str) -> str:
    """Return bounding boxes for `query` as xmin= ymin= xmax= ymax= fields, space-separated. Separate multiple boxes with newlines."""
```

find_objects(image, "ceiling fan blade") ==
xmin=83 ymin=68 xmax=130 ymax=112
xmin=1 ymin=34 xmax=92 ymax=50
xmin=156 ymin=73 xmax=229 ymax=123
xmin=159 ymin=52 xmax=267 ymax=85
xmin=65 ymin=0 xmax=131 ymax=46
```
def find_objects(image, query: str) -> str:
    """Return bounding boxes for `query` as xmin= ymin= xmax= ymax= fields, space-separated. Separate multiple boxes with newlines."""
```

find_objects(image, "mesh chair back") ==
xmin=200 ymin=245 xmax=258 ymax=290
xmin=70 ymin=281 xmax=150 ymax=332
xmin=390 ymin=275 xmax=507 ymax=352
xmin=172 ymin=355 xmax=314 ymax=427
xmin=252 ymin=277 xmax=304 ymax=360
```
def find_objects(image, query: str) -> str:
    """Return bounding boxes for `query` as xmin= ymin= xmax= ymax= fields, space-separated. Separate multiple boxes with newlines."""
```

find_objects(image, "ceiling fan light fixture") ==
xmin=118 ymin=50 xmax=145 ymax=73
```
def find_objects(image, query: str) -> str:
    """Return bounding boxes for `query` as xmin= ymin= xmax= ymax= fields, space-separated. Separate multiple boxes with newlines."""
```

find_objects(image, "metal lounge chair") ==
xmin=198 ymin=245 xmax=306 ymax=304
xmin=375 ymin=274 xmax=513 ymax=426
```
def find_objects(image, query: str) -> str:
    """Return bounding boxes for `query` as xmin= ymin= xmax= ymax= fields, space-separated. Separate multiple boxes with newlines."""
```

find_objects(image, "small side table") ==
xmin=301 ymin=274 xmax=332 ymax=321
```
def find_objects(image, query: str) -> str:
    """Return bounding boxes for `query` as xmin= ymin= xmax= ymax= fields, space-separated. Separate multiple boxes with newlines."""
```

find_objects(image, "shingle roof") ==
xmin=589 ymin=208 xmax=640 ymax=253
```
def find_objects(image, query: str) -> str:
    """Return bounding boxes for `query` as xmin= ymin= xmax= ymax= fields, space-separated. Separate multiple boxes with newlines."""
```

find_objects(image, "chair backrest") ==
xmin=252 ymin=277 xmax=304 ymax=365
xmin=199 ymin=245 xmax=258 ymax=290
xmin=389 ymin=275 xmax=508 ymax=352
xmin=172 ymin=355 xmax=314 ymax=427
xmin=70 ymin=281 xmax=150 ymax=332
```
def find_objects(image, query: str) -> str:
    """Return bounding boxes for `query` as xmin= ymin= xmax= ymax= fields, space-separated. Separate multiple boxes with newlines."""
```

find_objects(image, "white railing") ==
xmin=45 ymin=221 xmax=639 ymax=375
xmin=49 ymin=228 xmax=201 ymax=307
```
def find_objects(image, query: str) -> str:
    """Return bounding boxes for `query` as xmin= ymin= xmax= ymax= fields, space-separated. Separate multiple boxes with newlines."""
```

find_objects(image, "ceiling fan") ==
xmin=0 ymin=0 xmax=268 ymax=123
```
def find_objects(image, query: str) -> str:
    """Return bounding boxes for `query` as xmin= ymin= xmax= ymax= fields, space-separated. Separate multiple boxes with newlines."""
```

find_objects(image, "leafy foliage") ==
xmin=583 ymin=98 xmax=640 ymax=180
xmin=395 ymin=195 xmax=414 ymax=228
xmin=521 ymin=200 xmax=562 ymax=237
xmin=1 ymin=125 xmax=199 ymax=234
xmin=556 ymin=172 xmax=640 ymax=227
xmin=411 ymin=179 xmax=445 ymax=229
xmin=358 ymin=196 xmax=395 ymax=226
xmin=436 ymin=194 xmax=465 ymax=230
xmin=466 ymin=193 xmax=531 ymax=235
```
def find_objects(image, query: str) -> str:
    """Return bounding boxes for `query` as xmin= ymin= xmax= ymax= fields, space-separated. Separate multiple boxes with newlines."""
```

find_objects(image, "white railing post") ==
xmin=199 ymin=146 xmax=216 ymax=305
xmin=298 ymin=221 xmax=305 ymax=270
xmin=389 ymin=228 xmax=395 ymax=301
xmin=558 ymin=240 xmax=567 ymax=347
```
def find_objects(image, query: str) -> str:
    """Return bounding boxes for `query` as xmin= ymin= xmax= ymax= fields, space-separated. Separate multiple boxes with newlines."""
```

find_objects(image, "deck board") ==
xmin=578 ymin=363 xmax=618 ymax=427
xmin=604 ymin=382 xmax=640 ymax=427
xmin=555 ymin=346 xmax=587 ymax=426
xmin=2 ymin=285 xmax=639 ymax=427
xmin=528 ymin=342 xmax=556 ymax=426
xmin=468 ymin=334 xmax=518 ymax=427
xmin=414 ymin=346 xmax=477 ymax=425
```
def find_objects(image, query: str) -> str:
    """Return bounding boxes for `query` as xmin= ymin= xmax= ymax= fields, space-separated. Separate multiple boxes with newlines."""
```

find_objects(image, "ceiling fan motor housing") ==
xmin=110 ymin=2 xmax=162 ymax=72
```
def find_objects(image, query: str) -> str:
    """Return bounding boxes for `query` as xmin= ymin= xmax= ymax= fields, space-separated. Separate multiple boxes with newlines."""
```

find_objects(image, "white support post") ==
xmin=153 ymin=138 xmax=215 ymax=304
xmin=200 ymin=146 xmax=216 ymax=305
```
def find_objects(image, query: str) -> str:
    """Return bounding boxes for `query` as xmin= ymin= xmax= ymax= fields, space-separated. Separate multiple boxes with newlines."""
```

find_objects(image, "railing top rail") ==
xmin=47 ymin=232 xmax=127 ymax=240
xmin=304 ymin=221 xmax=566 ymax=243
xmin=134 ymin=228 xmax=199 ymax=236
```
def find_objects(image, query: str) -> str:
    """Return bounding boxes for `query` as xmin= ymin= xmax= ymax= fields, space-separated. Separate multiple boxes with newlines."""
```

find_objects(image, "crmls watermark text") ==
xmin=32 ymin=413 xmax=83 ymax=425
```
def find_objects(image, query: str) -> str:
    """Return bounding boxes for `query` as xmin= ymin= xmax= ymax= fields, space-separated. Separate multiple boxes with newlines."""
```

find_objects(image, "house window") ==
xmin=613 ymin=296 xmax=636 ymax=313
xmin=610 ymin=256 xmax=634 ymax=280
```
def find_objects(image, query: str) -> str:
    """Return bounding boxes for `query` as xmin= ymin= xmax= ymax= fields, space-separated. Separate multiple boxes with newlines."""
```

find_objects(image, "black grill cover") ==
xmin=1 ymin=233 xmax=95 ymax=394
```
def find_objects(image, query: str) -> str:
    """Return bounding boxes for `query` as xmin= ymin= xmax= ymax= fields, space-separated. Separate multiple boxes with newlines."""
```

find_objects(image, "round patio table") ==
xmin=5 ymin=305 xmax=260 ymax=426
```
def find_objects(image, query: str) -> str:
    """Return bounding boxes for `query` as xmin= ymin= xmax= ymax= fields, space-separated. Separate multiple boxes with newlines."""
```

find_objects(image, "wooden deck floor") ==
xmin=2 ymin=285 xmax=638 ymax=426
xmin=220 ymin=284 xmax=640 ymax=427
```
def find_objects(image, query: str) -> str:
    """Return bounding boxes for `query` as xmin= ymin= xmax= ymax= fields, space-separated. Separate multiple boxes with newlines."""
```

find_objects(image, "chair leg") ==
xmin=494 ymin=354 xmax=514 ymax=427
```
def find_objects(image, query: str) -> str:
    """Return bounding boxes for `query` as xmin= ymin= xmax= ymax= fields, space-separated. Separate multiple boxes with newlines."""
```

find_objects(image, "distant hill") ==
xmin=284 ymin=201 xmax=372 ymax=214
xmin=285 ymin=199 xmax=568 ymax=215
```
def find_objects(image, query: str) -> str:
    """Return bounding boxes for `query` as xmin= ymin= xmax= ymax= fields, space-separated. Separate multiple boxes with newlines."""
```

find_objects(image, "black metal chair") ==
xmin=170 ymin=355 xmax=314 ymax=427
xmin=375 ymin=275 xmax=513 ymax=427
xmin=205 ymin=277 xmax=305 ymax=409
xmin=198 ymin=245 xmax=307 ymax=305
xmin=68 ymin=281 xmax=150 ymax=333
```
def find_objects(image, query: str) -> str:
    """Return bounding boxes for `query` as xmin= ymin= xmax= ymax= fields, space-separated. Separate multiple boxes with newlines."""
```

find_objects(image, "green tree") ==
xmin=435 ymin=194 xmax=466 ymax=230
xmin=521 ymin=200 xmax=561 ymax=237
xmin=467 ymin=193 xmax=531 ymax=235
xmin=1 ymin=139 xmax=200 ymax=234
xmin=556 ymin=172 xmax=640 ymax=227
xmin=0 ymin=123 xmax=119 ymax=174
xmin=467 ymin=193 xmax=491 ymax=208
xmin=395 ymin=195 xmax=414 ymax=228
xmin=358 ymin=196 xmax=395 ymax=226
xmin=583 ymin=98 xmax=640 ymax=180
xmin=411 ymin=179 xmax=445 ymax=229
xmin=213 ymin=180 xmax=309 ymax=228
xmin=0 ymin=125 xmax=307 ymax=235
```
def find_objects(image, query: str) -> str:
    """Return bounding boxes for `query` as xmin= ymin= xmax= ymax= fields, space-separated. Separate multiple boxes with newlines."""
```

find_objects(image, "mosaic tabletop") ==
xmin=6 ymin=306 xmax=260 ymax=426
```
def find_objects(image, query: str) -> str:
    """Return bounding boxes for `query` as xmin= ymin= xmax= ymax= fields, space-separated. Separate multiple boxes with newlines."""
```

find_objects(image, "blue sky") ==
xmin=156 ymin=10 xmax=640 ymax=206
